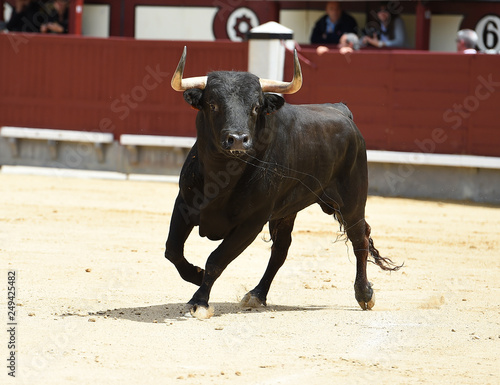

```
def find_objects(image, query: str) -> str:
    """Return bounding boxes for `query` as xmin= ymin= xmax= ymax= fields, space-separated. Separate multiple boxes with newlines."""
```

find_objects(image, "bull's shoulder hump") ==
xmin=289 ymin=103 xmax=353 ymax=121
xmin=328 ymin=103 xmax=353 ymax=120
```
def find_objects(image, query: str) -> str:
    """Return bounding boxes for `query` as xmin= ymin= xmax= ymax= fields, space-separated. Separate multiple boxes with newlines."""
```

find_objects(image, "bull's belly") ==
xmin=194 ymin=182 xmax=325 ymax=239
xmin=197 ymin=200 xmax=268 ymax=240
xmin=270 ymin=197 xmax=318 ymax=220
xmin=198 ymin=214 xmax=232 ymax=240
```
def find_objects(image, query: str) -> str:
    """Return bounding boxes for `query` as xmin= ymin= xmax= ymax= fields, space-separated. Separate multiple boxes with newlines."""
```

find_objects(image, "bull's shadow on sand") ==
xmin=64 ymin=302 xmax=332 ymax=324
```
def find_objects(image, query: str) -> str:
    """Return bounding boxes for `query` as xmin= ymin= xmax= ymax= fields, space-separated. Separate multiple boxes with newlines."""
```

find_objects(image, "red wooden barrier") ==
xmin=285 ymin=48 xmax=500 ymax=157
xmin=1 ymin=34 xmax=499 ymax=157
xmin=0 ymin=35 xmax=248 ymax=139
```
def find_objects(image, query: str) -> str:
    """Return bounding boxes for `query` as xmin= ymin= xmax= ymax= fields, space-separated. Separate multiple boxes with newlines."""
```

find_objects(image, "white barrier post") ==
xmin=247 ymin=21 xmax=294 ymax=81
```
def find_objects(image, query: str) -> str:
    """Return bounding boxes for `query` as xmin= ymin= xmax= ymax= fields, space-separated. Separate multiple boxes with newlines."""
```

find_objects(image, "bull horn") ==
xmin=171 ymin=46 xmax=208 ymax=91
xmin=259 ymin=50 xmax=302 ymax=94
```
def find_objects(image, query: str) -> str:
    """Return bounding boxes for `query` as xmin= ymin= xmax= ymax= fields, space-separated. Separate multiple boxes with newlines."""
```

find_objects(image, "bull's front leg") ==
xmin=240 ymin=213 xmax=297 ymax=308
xmin=188 ymin=223 xmax=264 ymax=319
xmin=165 ymin=195 xmax=204 ymax=286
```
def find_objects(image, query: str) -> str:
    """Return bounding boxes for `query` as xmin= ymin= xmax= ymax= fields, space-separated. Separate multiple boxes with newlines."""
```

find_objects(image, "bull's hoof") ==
xmin=240 ymin=292 xmax=266 ymax=308
xmin=354 ymin=281 xmax=375 ymax=310
xmin=188 ymin=303 xmax=214 ymax=320
xmin=357 ymin=291 xmax=375 ymax=310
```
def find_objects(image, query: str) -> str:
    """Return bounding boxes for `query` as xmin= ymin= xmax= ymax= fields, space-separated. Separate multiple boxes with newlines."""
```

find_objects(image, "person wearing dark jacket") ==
xmin=40 ymin=0 xmax=69 ymax=34
xmin=6 ymin=0 xmax=43 ymax=32
xmin=362 ymin=2 xmax=406 ymax=48
xmin=310 ymin=2 xmax=358 ymax=45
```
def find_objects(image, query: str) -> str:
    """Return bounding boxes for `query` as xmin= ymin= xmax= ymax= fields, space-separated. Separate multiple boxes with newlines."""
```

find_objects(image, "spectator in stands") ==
xmin=316 ymin=32 xmax=360 ymax=55
xmin=456 ymin=29 xmax=478 ymax=54
xmin=310 ymin=2 xmax=358 ymax=45
xmin=6 ymin=0 xmax=43 ymax=32
xmin=40 ymin=0 xmax=69 ymax=34
xmin=339 ymin=32 xmax=360 ymax=54
xmin=362 ymin=2 xmax=406 ymax=48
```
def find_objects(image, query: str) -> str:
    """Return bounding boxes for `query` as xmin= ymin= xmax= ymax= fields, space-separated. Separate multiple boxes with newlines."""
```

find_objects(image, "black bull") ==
xmin=165 ymin=48 xmax=400 ymax=318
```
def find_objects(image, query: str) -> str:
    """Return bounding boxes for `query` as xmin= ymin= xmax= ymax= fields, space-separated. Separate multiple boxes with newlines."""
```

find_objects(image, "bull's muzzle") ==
xmin=223 ymin=133 xmax=251 ymax=154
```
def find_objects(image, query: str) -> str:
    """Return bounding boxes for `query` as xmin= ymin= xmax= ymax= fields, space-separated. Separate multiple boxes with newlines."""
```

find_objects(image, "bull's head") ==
xmin=171 ymin=47 xmax=302 ymax=155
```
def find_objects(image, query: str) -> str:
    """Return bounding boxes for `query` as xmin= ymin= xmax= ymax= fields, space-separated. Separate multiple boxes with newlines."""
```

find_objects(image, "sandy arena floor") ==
xmin=1 ymin=172 xmax=499 ymax=384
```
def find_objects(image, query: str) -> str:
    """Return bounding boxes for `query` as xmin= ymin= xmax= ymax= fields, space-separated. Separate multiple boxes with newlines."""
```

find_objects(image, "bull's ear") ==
xmin=263 ymin=93 xmax=285 ymax=114
xmin=183 ymin=89 xmax=203 ymax=110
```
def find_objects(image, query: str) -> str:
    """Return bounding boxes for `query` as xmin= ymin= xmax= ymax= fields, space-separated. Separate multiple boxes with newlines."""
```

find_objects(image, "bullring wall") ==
xmin=1 ymin=34 xmax=499 ymax=157
xmin=1 ymin=35 xmax=499 ymax=203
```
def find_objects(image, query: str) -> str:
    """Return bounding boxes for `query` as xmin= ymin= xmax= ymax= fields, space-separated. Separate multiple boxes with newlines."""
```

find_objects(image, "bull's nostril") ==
xmin=225 ymin=133 xmax=250 ymax=151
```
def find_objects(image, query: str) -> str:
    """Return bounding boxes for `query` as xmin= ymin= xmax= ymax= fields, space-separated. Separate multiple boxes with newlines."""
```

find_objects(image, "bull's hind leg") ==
xmin=240 ymin=214 xmax=297 ymax=308
xmin=344 ymin=215 xmax=401 ymax=310
xmin=165 ymin=195 xmax=204 ymax=286
xmin=319 ymin=193 xmax=374 ymax=308
xmin=346 ymin=219 xmax=375 ymax=310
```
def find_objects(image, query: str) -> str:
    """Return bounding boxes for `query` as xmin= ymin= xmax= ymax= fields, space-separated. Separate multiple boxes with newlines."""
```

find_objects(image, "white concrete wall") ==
xmin=401 ymin=14 xmax=416 ymax=49
xmin=279 ymin=9 xmax=324 ymax=44
xmin=430 ymin=14 xmax=464 ymax=52
xmin=82 ymin=4 xmax=110 ymax=38
xmin=135 ymin=6 xmax=217 ymax=41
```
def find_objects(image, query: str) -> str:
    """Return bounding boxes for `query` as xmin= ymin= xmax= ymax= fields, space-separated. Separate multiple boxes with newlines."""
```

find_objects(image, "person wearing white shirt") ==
xmin=456 ymin=29 xmax=478 ymax=54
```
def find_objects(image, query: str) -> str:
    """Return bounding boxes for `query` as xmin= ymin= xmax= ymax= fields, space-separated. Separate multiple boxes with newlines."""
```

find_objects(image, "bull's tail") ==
xmin=368 ymin=237 xmax=403 ymax=271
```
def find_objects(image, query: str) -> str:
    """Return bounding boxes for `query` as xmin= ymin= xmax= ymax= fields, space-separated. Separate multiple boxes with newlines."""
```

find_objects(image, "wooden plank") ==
xmin=393 ymin=71 xmax=468 ymax=93
xmin=393 ymin=52 xmax=470 ymax=72
xmin=390 ymin=132 xmax=465 ymax=155
xmin=392 ymin=90 xmax=468 ymax=109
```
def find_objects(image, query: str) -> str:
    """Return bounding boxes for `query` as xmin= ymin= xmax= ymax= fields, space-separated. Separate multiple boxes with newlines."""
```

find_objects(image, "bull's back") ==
xmin=263 ymin=102 xmax=366 ymax=218
xmin=270 ymin=102 xmax=364 ymax=167
xmin=279 ymin=102 xmax=357 ymax=135
xmin=312 ymin=102 xmax=354 ymax=121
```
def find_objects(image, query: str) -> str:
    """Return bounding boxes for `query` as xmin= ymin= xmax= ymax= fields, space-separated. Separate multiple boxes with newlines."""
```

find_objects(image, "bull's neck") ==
xmin=197 ymin=143 xmax=249 ymax=189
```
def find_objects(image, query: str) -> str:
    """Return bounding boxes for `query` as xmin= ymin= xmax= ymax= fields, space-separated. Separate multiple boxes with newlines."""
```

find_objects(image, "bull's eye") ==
xmin=252 ymin=105 xmax=260 ymax=115
xmin=209 ymin=103 xmax=219 ymax=112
